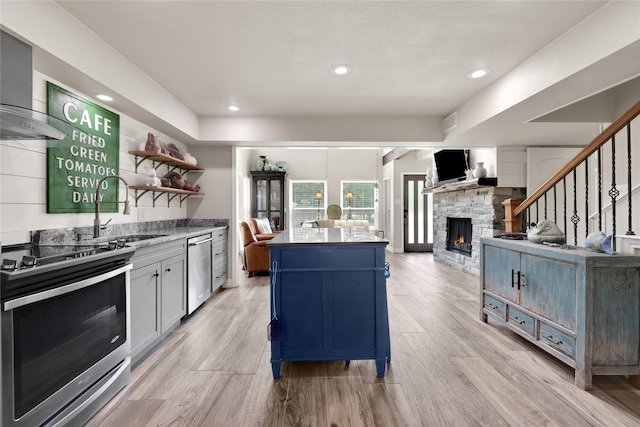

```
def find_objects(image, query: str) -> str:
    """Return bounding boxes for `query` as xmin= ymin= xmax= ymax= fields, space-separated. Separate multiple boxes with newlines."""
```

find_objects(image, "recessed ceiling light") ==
xmin=226 ymin=104 xmax=241 ymax=112
xmin=331 ymin=64 xmax=352 ymax=76
xmin=467 ymin=68 xmax=490 ymax=79
xmin=96 ymin=94 xmax=113 ymax=101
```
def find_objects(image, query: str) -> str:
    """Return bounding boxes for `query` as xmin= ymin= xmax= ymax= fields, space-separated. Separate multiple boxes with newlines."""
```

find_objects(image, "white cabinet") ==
xmin=496 ymin=146 xmax=526 ymax=187
xmin=211 ymin=228 xmax=228 ymax=290
xmin=130 ymin=239 xmax=186 ymax=363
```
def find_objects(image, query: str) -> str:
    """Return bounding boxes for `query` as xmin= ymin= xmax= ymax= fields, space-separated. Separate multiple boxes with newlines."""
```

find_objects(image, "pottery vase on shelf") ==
xmin=256 ymin=156 xmax=267 ymax=171
xmin=473 ymin=162 xmax=487 ymax=178
xmin=424 ymin=167 xmax=433 ymax=188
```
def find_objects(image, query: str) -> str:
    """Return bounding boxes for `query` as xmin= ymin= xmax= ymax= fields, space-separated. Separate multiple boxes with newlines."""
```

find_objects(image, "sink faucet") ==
xmin=94 ymin=175 xmax=131 ymax=238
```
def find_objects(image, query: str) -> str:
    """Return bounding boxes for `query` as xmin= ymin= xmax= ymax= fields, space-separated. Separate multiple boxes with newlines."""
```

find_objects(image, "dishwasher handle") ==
xmin=189 ymin=237 xmax=215 ymax=246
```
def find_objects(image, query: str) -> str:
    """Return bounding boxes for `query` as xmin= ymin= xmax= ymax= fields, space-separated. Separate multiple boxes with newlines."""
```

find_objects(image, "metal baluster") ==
xmin=598 ymin=147 xmax=602 ymax=231
xmin=585 ymin=160 xmax=589 ymax=239
xmin=563 ymin=176 xmax=567 ymax=239
xmin=553 ymin=185 xmax=557 ymax=223
xmin=544 ymin=192 xmax=548 ymax=220
xmin=610 ymin=135 xmax=619 ymax=250
xmin=626 ymin=123 xmax=635 ymax=235
xmin=571 ymin=169 xmax=579 ymax=245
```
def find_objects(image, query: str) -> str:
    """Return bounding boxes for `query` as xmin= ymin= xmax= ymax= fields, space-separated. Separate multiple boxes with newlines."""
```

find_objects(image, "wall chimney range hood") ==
xmin=0 ymin=31 xmax=69 ymax=141
xmin=0 ymin=104 xmax=68 ymax=140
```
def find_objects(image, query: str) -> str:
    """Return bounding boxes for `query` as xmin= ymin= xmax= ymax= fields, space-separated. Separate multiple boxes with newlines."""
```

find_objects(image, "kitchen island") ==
xmin=267 ymin=227 xmax=390 ymax=378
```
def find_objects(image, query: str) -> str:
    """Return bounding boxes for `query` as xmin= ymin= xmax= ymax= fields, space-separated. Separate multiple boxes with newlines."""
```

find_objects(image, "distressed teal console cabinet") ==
xmin=480 ymin=237 xmax=640 ymax=390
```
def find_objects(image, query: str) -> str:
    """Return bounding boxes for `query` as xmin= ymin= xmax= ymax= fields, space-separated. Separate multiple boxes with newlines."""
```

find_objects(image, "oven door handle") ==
xmin=3 ymin=263 xmax=132 ymax=311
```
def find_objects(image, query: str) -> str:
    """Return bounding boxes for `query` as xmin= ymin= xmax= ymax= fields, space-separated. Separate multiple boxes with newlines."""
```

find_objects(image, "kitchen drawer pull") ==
xmin=485 ymin=303 xmax=498 ymax=310
xmin=508 ymin=315 xmax=525 ymax=325
xmin=541 ymin=333 xmax=562 ymax=346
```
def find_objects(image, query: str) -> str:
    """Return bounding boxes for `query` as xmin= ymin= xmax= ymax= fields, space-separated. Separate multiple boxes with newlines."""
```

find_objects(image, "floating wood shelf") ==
xmin=129 ymin=185 xmax=204 ymax=207
xmin=129 ymin=150 xmax=203 ymax=173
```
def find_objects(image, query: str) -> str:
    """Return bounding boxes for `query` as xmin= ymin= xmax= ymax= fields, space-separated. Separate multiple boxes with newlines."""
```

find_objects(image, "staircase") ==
xmin=506 ymin=100 xmax=640 ymax=252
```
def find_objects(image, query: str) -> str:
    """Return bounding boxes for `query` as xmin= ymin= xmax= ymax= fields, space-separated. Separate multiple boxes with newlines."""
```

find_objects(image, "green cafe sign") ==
xmin=46 ymin=82 xmax=120 ymax=213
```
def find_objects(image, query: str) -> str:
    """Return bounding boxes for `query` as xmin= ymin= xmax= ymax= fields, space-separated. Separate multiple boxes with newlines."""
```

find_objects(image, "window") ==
xmin=341 ymin=181 xmax=377 ymax=226
xmin=290 ymin=181 xmax=326 ymax=227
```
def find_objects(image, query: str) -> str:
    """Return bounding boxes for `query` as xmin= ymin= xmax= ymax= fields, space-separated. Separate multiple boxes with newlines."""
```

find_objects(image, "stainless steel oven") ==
xmin=1 ymin=244 xmax=135 ymax=427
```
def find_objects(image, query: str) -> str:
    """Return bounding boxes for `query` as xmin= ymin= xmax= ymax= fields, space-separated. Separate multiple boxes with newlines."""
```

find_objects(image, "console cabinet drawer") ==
xmin=539 ymin=322 xmax=576 ymax=359
xmin=506 ymin=306 xmax=534 ymax=337
xmin=482 ymin=294 xmax=505 ymax=319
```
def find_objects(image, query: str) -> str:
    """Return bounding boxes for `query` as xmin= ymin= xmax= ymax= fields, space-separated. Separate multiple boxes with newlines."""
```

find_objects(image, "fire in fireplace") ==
xmin=447 ymin=217 xmax=473 ymax=256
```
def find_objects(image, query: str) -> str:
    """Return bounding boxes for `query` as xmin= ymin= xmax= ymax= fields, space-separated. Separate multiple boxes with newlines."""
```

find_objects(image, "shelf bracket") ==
xmin=133 ymin=189 xmax=151 ymax=207
xmin=152 ymin=191 xmax=164 ymax=207
xmin=134 ymin=155 xmax=150 ymax=173
xmin=168 ymin=193 xmax=179 ymax=207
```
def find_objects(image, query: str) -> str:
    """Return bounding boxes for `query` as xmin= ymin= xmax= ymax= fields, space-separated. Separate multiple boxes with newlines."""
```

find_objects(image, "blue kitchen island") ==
xmin=267 ymin=227 xmax=390 ymax=378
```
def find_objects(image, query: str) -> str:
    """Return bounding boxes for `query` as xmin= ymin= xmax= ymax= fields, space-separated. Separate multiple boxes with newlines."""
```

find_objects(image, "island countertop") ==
xmin=267 ymin=227 xmax=387 ymax=246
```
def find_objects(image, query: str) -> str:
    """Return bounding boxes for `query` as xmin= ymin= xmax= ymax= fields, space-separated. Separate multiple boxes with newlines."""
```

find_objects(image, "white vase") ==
xmin=424 ymin=167 xmax=433 ymax=187
xmin=473 ymin=162 xmax=487 ymax=178
xmin=256 ymin=155 xmax=266 ymax=171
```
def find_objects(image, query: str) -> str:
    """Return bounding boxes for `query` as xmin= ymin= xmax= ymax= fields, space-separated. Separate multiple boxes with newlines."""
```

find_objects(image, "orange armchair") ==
xmin=239 ymin=221 xmax=270 ymax=277
xmin=249 ymin=217 xmax=282 ymax=241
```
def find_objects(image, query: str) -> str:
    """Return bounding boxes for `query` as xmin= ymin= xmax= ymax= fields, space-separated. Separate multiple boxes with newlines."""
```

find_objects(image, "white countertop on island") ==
xmin=267 ymin=227 xmax=387 ymax=246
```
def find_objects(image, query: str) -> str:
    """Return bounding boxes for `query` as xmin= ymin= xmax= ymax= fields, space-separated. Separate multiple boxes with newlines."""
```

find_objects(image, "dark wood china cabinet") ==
xmin=250 ymin=171 xmax=286 ymax=231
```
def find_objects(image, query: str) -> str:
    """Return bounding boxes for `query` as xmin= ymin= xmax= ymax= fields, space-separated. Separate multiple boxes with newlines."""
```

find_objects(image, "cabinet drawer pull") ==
xmin=165 ymin=268 xmax=171 ymax=272
xmin=153 ymin=272 xmax=160 ymax=278
xmin=541 ymin=333 xmax=562 ymax=346
xmin=485 ymin=303 xmax=498 ymax=310
xmin=508 ymin=315 xmax=525 ymax=325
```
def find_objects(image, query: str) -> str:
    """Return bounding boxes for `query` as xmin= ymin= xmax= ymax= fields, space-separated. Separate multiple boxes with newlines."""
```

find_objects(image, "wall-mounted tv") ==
xmin=434 ymin=149 xmax=469 ymax=184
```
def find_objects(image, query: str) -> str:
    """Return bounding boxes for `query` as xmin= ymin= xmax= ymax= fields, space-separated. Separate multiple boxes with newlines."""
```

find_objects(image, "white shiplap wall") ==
xmin=0 ymin=72 xmax=189 ymax=245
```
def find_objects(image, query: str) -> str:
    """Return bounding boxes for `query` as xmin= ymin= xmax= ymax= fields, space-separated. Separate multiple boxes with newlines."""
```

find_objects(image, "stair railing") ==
xmin=508 ymin=100 xmax=640 ymax=250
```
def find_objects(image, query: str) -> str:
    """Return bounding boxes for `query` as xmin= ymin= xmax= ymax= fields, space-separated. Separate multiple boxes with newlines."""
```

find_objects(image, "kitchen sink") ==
xmin=116 ymin=234 xmax=168 ymax=242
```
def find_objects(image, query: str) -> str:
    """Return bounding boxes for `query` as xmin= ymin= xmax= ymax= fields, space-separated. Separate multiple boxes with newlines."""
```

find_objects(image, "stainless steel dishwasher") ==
xmin=187 ymin=233 xmax=213 ymax=315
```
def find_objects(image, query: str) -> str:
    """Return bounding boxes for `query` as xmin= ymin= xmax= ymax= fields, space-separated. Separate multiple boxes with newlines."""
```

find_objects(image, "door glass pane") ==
xmin=427 ymin=193 xmax=433 ymax=243
xmin=418 ymin=181 xmax=425 ymax=244
xmin=408 ymin=181 xmax=415 ymax=244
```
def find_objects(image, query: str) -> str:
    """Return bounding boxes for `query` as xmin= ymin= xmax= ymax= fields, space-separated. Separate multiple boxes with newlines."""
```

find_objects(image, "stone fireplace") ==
xmin=432 ymin=185 xmax=525 ymax=275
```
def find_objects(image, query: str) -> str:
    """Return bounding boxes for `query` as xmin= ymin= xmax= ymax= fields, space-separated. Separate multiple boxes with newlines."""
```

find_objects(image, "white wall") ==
xmin=0 ymin=72 xmax=189 ymax=245
xmin=388 ymin=152 xmax=431 ymax=252
xmin=245 ymin=147 xmax=380 ymax=221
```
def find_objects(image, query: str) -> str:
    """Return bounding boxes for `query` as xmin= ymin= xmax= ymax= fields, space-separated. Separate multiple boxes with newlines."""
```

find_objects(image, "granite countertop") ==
xmin=121 ymin=225 xmax=227 ymax=249
xmin=268 ymin=227 xmax=387 ymax=246
xmin=30 ymin=219 xmax=229 ymax=248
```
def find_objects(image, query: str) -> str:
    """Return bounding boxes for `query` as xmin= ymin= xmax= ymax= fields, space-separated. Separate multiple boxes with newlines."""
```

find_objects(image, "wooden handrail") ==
xmin=513 ymin=99 xmax=640 ymax=216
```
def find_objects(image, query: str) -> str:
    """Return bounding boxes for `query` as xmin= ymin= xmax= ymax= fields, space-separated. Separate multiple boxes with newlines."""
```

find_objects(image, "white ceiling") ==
xmin=9 ymin=1 xmax=640 ymax=147
xmin=56 ymin=0 xmax=606 ymax=118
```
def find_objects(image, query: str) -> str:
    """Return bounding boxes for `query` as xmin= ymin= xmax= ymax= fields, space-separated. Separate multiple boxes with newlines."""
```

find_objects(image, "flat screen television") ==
xmin=433 ymin=149 xmax=469 ymax=184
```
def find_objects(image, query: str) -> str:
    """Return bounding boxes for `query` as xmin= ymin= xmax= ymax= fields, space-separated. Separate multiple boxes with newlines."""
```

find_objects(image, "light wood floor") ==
xmin=87 ymin=252 xmax=640 ymax=426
